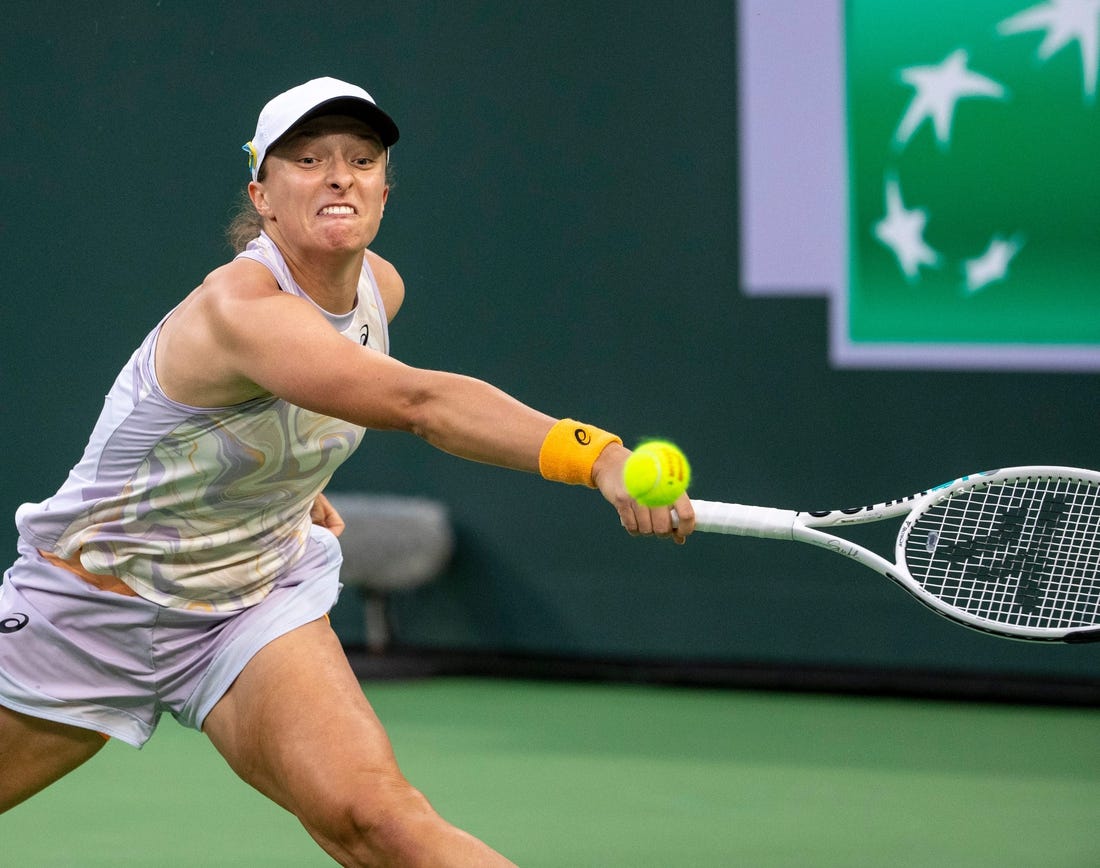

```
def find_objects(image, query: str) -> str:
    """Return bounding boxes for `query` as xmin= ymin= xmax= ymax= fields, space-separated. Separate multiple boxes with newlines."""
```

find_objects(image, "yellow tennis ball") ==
xmin=623 ymin=440 xmax=691 ymax=507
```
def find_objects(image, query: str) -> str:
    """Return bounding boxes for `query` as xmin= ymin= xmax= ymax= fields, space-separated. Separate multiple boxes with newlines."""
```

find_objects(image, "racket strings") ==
xmin=904 ymin=476 xmax=1100 ymax=629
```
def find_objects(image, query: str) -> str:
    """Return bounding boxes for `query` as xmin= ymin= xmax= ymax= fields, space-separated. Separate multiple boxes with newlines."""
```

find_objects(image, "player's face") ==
xmin=249 ymin=115 xmax=389 ymax=256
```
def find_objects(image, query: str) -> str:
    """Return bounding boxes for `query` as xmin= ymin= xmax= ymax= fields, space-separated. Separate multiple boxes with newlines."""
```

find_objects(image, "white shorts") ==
xmin=0 ymin=526 xmax=342 ymax=748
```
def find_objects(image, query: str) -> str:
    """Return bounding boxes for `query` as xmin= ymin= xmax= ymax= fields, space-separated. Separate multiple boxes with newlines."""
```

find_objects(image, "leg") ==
xmin=202 ymin=618 xmax=516 ymax=867
xmin=0 ymin=704 xmax=107 ymax=812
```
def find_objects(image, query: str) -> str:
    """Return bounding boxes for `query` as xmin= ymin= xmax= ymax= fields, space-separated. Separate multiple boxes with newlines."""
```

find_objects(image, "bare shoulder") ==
xmin=193 ymin=258 xmax=327 ymax=338
xmin=155 ymin=259 xmax=296 ymax=407
xmin=200 ymin=258 xmax=281 ymax=307
xmin=365 ymin=249 xmax=405 ymax=322
xmin=169 ymin=259 xmax=287 ymax=355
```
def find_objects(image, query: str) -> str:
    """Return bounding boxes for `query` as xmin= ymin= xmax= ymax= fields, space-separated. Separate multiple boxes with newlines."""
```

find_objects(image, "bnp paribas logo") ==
xmin=741 ymin=0 xmax=1100 ymax=371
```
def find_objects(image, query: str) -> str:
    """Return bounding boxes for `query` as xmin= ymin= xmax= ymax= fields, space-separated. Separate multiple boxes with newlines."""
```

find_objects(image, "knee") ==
xmin=311 ymin=774 xmax=442 ymax=867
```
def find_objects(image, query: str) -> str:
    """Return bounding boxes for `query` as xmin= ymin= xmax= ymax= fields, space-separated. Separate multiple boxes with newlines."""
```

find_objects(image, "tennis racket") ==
xmin=685 ymin=466 xmax=1100 ymax=642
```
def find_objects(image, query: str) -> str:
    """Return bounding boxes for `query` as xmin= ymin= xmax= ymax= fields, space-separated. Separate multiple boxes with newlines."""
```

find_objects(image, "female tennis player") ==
xmin=0 ymin=77 xmax=695 ymax=865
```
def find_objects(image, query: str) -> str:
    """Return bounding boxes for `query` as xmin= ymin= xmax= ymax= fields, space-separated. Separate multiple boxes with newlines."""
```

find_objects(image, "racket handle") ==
xmin=676 ymin=500 xmax=798 ymax=539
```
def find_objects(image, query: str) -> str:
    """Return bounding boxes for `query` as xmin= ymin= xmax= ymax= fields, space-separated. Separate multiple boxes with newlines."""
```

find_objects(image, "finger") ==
xmin=619 ymin=500 xmax=653 ymax=537
xmin=311 ymin=494 xmax=346 ymax=537
xmin=324 ymin=507 xmax=346 ymax=537
xmin=648 ymin=506 xmax=677 ymax=537
xmin=650 ymin=507 xmax=690 ymax=545
xmin=670 ymin=494 xmax=695 ymax=543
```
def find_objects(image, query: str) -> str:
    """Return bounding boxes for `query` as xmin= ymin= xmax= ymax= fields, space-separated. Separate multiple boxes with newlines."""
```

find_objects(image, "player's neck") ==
xmin=281 ymin=247 xmax=363 ymax=314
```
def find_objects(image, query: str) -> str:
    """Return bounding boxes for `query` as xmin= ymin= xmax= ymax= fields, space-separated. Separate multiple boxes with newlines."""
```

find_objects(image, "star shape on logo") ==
xmin=874 ymin=178 xmax=940 ymax=280
xmin=998 ymin=0 xmax=1100 ymax=102
xmin=964 ymin=236 xmax=1024 ymax=293
xmin=894 ymin=48 xmax=1007 ymax=147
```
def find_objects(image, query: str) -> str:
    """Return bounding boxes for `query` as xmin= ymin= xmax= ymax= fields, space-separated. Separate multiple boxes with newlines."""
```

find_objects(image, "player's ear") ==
xmin=248 ymin=180 xmax=273 ymax=218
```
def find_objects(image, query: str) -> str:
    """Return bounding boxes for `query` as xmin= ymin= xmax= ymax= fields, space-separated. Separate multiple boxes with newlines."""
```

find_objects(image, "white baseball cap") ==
xmin=243 ymin=77 xmax=400 ymax=180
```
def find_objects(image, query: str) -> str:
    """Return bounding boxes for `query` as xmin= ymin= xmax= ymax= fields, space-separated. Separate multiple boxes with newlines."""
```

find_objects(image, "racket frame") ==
xmin=688 ymin=467 xmax=1100 ymax=643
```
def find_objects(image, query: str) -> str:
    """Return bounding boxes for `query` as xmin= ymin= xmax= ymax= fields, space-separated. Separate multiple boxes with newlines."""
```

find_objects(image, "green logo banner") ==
xmin=846 ymin=0 xmax=1100 ymax=362
xmin=739 ymin=0 xmax=1100 ymax=370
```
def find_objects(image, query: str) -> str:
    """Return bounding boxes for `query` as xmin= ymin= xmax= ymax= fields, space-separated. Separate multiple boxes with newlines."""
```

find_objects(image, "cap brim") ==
xmin=279 ymin=95 xmax=400 ymax=149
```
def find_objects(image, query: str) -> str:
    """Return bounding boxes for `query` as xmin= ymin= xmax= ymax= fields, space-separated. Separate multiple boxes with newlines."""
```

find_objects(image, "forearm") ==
xmin=345 ymin=365 xmax=697 ymax=542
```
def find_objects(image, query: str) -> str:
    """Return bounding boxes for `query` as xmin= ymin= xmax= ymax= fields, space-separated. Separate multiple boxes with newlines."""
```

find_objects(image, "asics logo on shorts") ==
xmin=0 ymin=613 xmax=29 ymax=634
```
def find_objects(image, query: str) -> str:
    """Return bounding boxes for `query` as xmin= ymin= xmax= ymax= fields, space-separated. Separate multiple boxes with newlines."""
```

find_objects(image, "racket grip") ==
xmin=679 ymin=500 xmax=798 ymax=539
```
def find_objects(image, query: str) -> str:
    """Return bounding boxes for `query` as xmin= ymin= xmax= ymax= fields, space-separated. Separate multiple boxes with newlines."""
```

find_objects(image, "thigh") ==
xmin=203 ymin=619 xmax=517 ymax=866
xmin=201 ymin=617 xmax=403 ymax=814
xmin=0 ymin=704 xmax=106 ymax=813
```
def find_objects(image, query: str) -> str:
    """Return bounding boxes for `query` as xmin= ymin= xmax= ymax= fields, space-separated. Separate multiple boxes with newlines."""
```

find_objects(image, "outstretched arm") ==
xmin=164 ymin=259 xmax=694 ymax=541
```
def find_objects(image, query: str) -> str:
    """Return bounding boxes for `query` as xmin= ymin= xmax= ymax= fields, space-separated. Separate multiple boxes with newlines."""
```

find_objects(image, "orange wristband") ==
xmin=538 ymin=419 xmax=622 ymax=487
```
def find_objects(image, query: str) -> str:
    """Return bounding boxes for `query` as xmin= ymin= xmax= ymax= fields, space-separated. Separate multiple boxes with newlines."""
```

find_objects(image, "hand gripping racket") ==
xmin=686 ymin=466 xmax=1100 ymax=642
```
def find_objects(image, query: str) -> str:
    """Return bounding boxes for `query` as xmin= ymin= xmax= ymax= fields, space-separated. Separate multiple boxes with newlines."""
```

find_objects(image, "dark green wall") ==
xmin=3 ymin=1 xmax=1098 ymax=680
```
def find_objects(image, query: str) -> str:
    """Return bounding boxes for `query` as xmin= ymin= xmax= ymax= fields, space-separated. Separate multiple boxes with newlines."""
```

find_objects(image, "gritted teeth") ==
xmin=319 ymin=205 xmax=356 ymax=215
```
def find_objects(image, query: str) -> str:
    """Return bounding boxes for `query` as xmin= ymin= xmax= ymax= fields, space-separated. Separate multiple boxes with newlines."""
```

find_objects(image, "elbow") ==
xmin=341 ymin=365 xmax=462 ymax=444
xmin=379 ymin=384 xmax=436 ymax=440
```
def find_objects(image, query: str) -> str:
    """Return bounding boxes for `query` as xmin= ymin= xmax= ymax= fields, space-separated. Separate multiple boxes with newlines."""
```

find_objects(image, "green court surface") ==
xmin=4 ymin=678 xmax=1098 ymax=866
